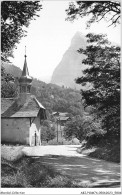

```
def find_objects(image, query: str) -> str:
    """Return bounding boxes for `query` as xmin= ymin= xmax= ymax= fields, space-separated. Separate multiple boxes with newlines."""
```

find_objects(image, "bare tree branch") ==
xmin=108 ymin=16 xmax=120 ymax=27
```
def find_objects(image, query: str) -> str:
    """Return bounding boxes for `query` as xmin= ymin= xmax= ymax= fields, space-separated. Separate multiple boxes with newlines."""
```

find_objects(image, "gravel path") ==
xmin=22 ymin=145 xmax=83 ymax=157
xmin=22 ymin=145 xmax=120 ymax=187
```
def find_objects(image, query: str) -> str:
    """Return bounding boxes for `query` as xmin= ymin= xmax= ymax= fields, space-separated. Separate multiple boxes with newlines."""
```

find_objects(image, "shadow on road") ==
xmin=22 ymin=145 xmax=120 ymax=188
xmin=31 ymin=154 xmax=120 ymax=188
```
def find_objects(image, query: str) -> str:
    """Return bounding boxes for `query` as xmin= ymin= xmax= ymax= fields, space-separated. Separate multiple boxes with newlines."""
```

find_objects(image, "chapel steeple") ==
xmin=19 ymin=47 xmax=32 ymax=94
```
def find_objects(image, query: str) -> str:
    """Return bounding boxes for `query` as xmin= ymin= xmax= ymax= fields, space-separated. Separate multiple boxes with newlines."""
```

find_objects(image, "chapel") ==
xmin=1 ymin=51 xmax=46 ymax=146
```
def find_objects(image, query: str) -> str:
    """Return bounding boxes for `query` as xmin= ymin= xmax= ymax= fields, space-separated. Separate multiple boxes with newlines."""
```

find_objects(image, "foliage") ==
xmin=64 ymin=115 xmax=101 ymax=141
xmin=76 ymin=33 xmax=120 ymax=140
xmin=66 ymin=1 xmax=120 ymax=27
xmin=36 ymin=85 xmax=84 ymax=116
xmin=41 ymin=120 xmax=56 ymax=142
xmin=64 ymin=116 xmax=83 ymax=140
xmin=1 ymin=156 xmax=79 ymax=187
xmin=1 ymin=66 xmax=19 ymax=98
xmin=88 ymin=141 xmax=120 ymax=163
xmin=1 ymin=1 xmax=42 ymax=61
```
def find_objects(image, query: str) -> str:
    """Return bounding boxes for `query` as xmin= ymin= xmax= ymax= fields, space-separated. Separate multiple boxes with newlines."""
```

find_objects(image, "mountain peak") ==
xmin=70 ymin=31 xmax=86 ymax=49
xmin=51 ymin=32 xmax=87 ymax=90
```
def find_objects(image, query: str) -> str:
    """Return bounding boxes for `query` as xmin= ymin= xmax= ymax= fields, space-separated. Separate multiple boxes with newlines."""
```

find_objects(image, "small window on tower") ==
xmin=27 ymin=86 xmax=30 ymax=93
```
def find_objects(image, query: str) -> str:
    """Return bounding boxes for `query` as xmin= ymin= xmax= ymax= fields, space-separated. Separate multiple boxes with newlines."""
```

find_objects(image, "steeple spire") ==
xmin=19 ymin=47 xmax=32 ymax=95
xmin=21 ymin=46 xmax=29 ymax=77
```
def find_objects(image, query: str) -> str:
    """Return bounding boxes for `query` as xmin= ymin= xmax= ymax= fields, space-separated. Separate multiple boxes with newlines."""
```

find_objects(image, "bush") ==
xmin=47 ymin=175 xmax=73 ymax=187
xmin=88 ymin=144 xmax=120 ymax=163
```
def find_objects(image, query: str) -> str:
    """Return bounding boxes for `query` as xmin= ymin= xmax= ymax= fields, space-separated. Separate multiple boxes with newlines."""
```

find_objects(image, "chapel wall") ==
xmin=1 ymin=118 xmax=30 ymax=145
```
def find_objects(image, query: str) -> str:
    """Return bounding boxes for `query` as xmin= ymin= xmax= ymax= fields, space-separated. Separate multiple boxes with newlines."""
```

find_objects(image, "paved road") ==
xmin=22 ymin=145 xmax=120 ymax=187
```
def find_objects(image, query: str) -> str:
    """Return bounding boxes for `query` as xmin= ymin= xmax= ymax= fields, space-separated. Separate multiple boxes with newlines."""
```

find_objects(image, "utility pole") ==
xmin=35 ymin=131 xmax=37 ymax=146
xmin=59 ymin=117 xmax=62 ymax=138
xmin=57 ymin=118 xmax=58 ymax=143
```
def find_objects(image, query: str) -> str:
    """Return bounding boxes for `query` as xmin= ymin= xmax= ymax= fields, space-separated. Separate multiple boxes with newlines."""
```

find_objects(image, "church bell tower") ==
xmin=19 ymin=47 xmax=32 ymax=103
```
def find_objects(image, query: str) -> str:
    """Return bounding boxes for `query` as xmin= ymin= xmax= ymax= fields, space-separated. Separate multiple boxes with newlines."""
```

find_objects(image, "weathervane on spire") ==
xmin=25 ymin=46 xmax=27 ymax=58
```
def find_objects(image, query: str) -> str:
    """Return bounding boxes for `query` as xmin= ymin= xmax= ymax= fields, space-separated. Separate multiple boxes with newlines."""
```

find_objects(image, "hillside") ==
xmin=1 ymin=62 xmax=84 ymax=117
xmin=2 ymin=61 xmax=22 ymax=78
xmin=51 ymin=32 xmax=87 ymax=90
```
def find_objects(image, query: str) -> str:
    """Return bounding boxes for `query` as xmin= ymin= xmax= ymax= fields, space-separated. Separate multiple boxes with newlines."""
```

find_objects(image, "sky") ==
xmin=10 ymin=1 xmax=121 ymax=83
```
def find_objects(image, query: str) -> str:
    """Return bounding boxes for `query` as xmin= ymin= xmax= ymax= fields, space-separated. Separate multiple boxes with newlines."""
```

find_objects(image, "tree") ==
xmin=1 ymin=1 xmax=42 ymax=61
xmin=41 ymin=120 xmax=56 ymax=143
xmin=66 ymin=1 xmax=120 ymax=27
xmin=76 ymin=33 xmax=120 ymax=139
xmin=1 ymin=66 xmax=19 ymax=98
xmin=64 ymin=116 xmax=83 ymax=141
xmin=64 ymin=115 xmax=101 ymax=141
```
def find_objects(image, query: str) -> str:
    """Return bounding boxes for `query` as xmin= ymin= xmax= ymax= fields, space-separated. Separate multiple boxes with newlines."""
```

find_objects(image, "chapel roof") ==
xmin=52 ymin=112 xmax=59 ymax=116
xmin=59 ymin=116 xmax=70 ymax=121
xmin=1 ymin=95 xmax=46 ymax=118
xmin=52 ymin=112 xmax=68 ymax=117
xmin=59 ymin=112 xmax=68 ymax=117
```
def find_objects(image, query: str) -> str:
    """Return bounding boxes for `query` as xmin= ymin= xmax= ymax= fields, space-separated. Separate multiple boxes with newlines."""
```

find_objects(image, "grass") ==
xmin=1 ymin=144 xmax=25 ymax=161
xmin=1 ymin=156 xmax=81 ymax=188
xmin=88 ymin=144 xmax=120 ymax=163
xmin=1 ymin=144 xmax=80 ymax=188
xmin=78 ymin=139 xmax=120 ymax=163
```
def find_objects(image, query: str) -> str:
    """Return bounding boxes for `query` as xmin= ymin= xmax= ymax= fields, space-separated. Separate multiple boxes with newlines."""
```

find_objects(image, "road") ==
xmin=22 ymin=145 xmax=120 ymax=187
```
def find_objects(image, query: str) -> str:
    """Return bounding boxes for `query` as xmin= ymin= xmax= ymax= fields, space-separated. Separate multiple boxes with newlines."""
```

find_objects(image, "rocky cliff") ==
xmin=51 ymin=32 xmax=87 ymax=90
